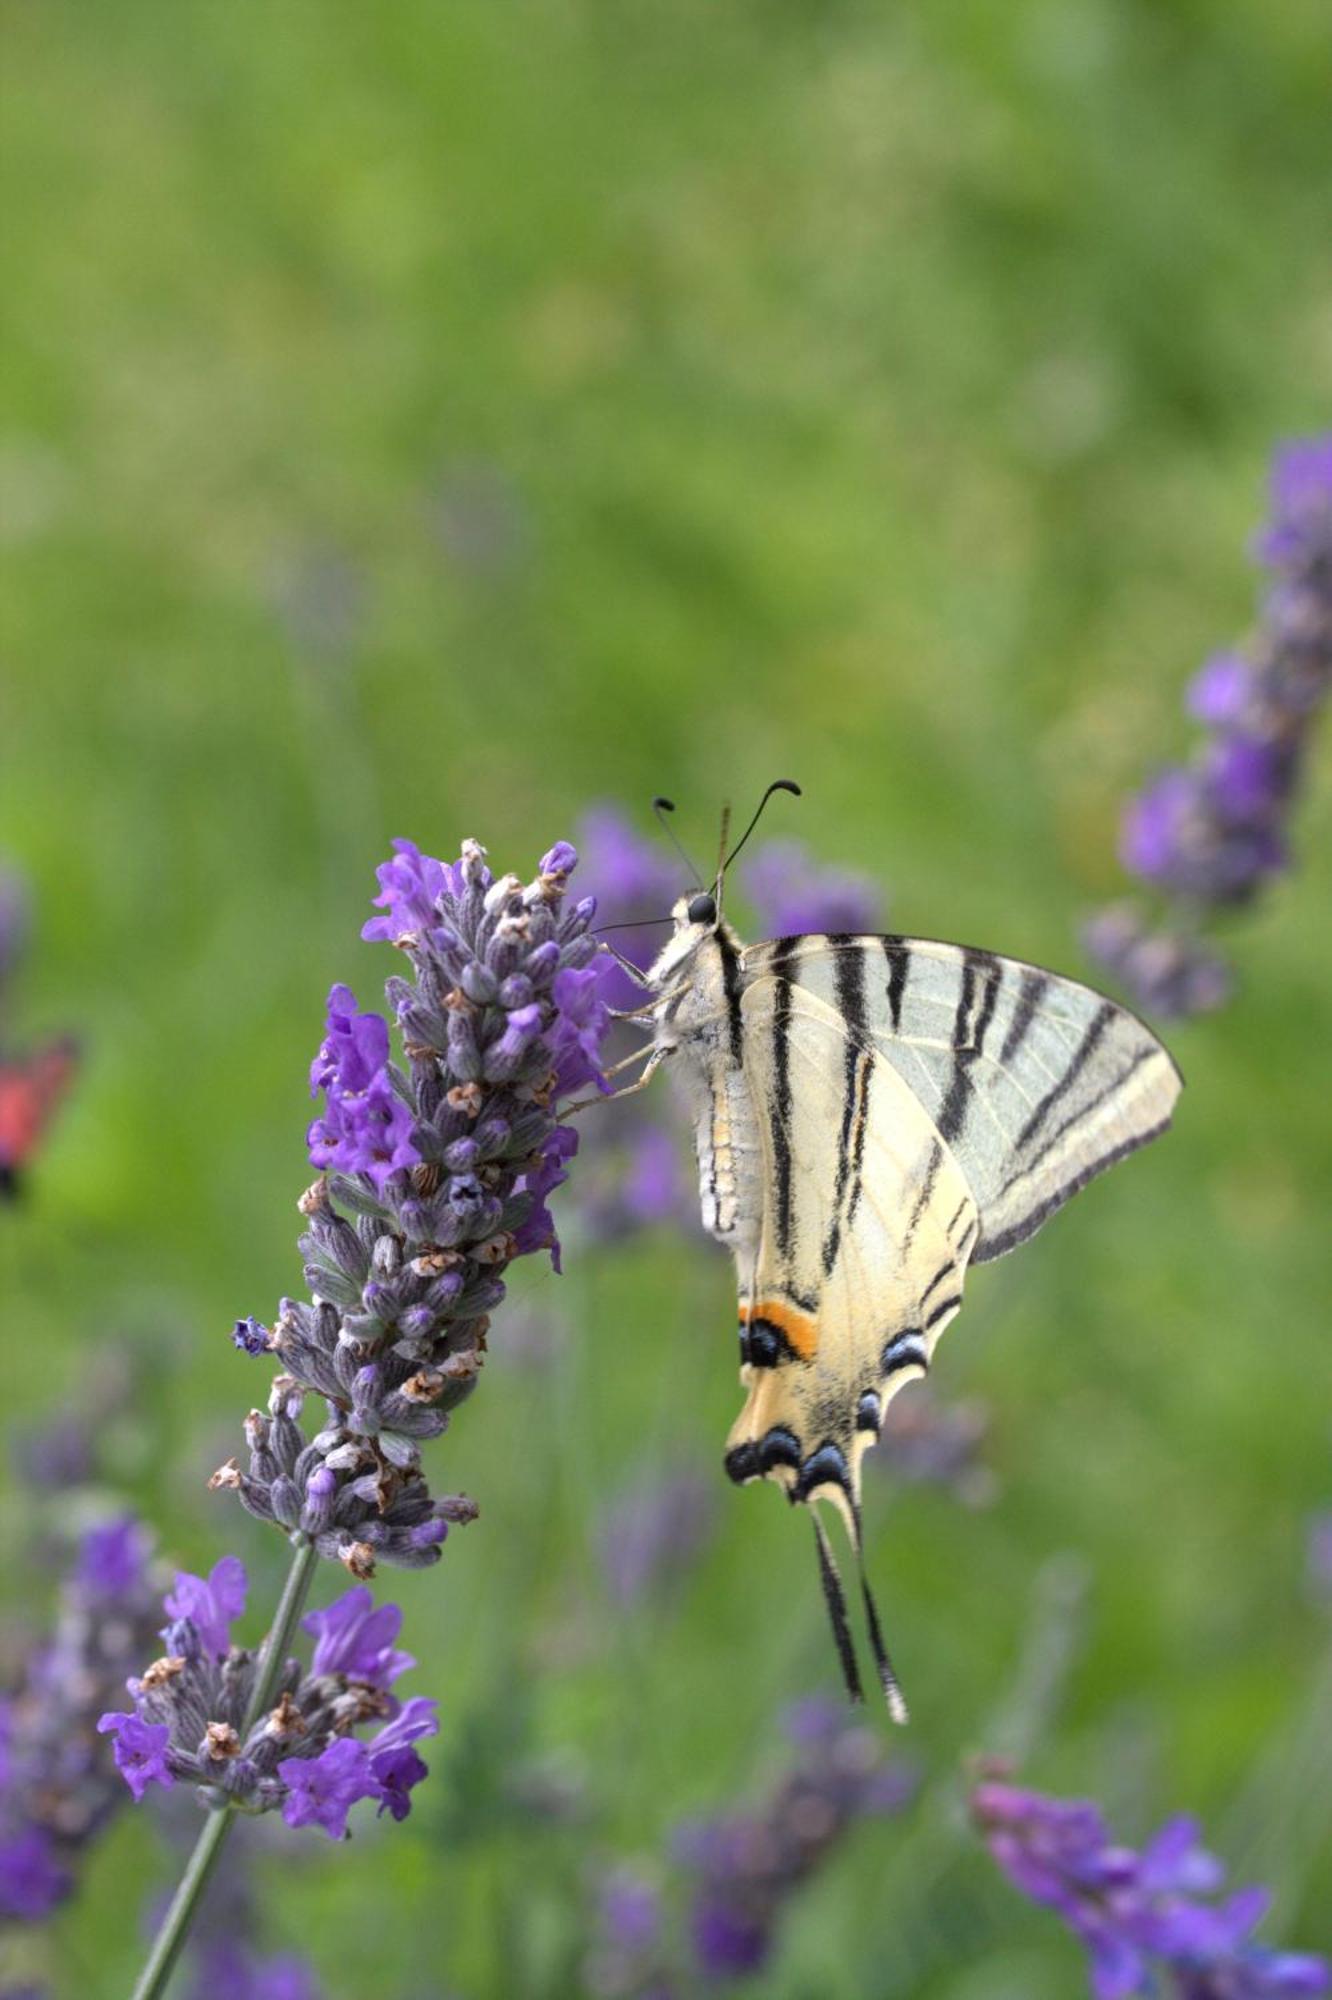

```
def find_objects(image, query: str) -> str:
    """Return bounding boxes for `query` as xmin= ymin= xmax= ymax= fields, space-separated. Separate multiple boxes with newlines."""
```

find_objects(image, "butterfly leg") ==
xmin=562 ymin=1045 xmax=668 ymax=1116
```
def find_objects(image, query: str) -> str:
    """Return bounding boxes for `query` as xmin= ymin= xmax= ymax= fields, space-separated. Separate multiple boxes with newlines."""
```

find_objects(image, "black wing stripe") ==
xmin=975 ymin=1118 xmax=1173 ymax=1263
xmin=882 ymin=938 xmax=910 ymax=1033
xmin=1020 ymin=1046 xmax=1158 ymax=1180
xmin=821 ymin=942 xmax=870 ymax=1275
xmin=999 ymin=968 xmax=1052 ymax=1065
xmin=717 ymin=930 xmax=746 ymax=1066
xmin=770 ymin=937 xmax=798 ymax=1258
xmin=900 ymin=1139 xmax=943 ymax=1254
xmin=1016 ymin=1002 xmax=1116 ymax=1150
xmin=934 ymin=959 xmax=977 ymax=1144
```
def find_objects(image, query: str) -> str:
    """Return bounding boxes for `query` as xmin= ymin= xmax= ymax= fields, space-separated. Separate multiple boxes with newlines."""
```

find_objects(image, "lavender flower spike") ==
xmin=973 ymin=1776 xmax=1329 ymax=1998
xmin=1087 ymin=433 xmax=1332 ymax=1018
xmin=214 ymin=835 xmax=607 ymax=1580
xmin=677 ymin=1698 xmax=919 ymax=1982
xmin=101 ymin=1563 xmax=438 ymax=1839
xmin=0 ymin=1516 xmax=160 ymax=1922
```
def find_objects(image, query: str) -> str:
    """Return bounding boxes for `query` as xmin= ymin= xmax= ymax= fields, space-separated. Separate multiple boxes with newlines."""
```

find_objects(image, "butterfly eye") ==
xmin=686 ymin=892 xmax=717 ymax=926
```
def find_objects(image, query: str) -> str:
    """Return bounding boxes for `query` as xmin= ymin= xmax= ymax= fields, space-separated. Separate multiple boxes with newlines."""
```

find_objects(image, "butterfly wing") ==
xmin=0 ymin=1035 xmax=79 ymax=1192
xmin=728 ymin=964 xmax=979 ymax=1527
xmin=727 ymin=933 xmax=1181 ymax=1512
xmin=742 ymin=934 xmax=1182 ymax=1265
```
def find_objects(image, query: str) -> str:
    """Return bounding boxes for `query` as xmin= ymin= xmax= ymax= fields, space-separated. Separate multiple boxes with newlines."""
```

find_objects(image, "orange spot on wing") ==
xmin=749 ymin=1296 xmax=820 ymax=1362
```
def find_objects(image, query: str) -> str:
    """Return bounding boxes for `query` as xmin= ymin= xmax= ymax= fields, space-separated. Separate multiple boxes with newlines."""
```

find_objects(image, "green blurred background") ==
xmin=3 ymin=0 xmax=1330 ymax=1992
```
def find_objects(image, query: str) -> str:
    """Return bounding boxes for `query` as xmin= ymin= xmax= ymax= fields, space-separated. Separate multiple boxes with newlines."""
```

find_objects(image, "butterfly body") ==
xmin=643 ymin=896 xmax=1181 ymax=1708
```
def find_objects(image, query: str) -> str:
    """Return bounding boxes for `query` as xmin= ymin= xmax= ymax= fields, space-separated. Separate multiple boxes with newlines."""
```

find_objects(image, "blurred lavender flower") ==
xmin=1307 ymin=1511 xmax=1332 ymax=1606
xmin=599 ymin=1468 xmax=717 ymax=1608
xmin=189 ymin=1942 xmax=322 ymax=2000
xmin=586 ymin=1868 xmax=674 ymax=2000
xmin=676 ymin=1698 xmax=919 ymax=1985
xmin=874 ymin=1388 xmax=997 ymax=1507
xmin=0 ymin=863 xmax=30 ymax=1000
xmin=211 ymin=834 xmax=607 ymax=1579
xmin=175 ymin=1816 xmax=325 ymax=2000
xmin=99 ymin=1560 xmax=437 ymax=1839
xmin=0 ymin=1516 xmax=159 ymax=1920
xmin=973 ymin=1777 xmax=1330 ymax=1998
xmin=742 ymin=839 xmax=883 ymax=939
xmin=1087 ymin=435 xmax=1332 ymax=1018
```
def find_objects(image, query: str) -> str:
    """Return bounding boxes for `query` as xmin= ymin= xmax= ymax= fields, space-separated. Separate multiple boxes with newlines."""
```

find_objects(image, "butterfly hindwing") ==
xmin=727 ymin=962 xmax=979 ymax=1525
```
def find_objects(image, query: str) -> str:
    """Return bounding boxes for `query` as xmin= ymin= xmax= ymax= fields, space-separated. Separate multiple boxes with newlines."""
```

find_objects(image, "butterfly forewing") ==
xmin=740 ymin=934 xmax=1182 ymax=1266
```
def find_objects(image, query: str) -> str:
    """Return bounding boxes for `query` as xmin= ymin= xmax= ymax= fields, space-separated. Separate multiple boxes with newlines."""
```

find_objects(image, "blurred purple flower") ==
xmin=742 ymin=838 xmax=884 ymax=939
xmin=600 ymin=1468 xmax=717 ymax=1607
xmin=0 ymin=863 xmax=30 ymax=996
xmin=191 ymin=1940 xmax=323 ymax=2000
xmin=0 ymin=1516 xmax=160 ymax=1920
xmin=973 ymin=1777 xmax=1329 ymax=1998
xmin=676 ymin=1698 xmax=919 ymax=1984
xmin=1089 ymin=433 xmax=1332 ymax=1017
xmin=576 ymin=807 xmax=680 ymax=1011
xmin=1308 ymin=1511 xmax=1332 ymax=1604
xmin=0 ymin=1823 xmax=72 ymax=1919
xmin=874 ymin=1389 xmax=997 ymax=1507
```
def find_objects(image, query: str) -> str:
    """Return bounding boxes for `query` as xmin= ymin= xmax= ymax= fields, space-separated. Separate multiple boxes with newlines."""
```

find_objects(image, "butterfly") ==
xmin=614 ymin=785 xmax=1182 ymax=1718
xmin=0 ymin=1034 xmax=79 ymax=1199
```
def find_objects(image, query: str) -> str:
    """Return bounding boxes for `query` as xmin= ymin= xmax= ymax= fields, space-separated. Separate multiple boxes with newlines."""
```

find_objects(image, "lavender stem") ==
xmin=129 ymin=1535 xmax=321 ymax=2000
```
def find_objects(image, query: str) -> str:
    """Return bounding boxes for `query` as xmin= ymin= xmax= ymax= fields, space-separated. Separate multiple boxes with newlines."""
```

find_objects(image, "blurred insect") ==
xmin=601 ymin=783 xmax=1181 ymax=1719
xmin=0 ymin=1034 xmax=79 ymax=1199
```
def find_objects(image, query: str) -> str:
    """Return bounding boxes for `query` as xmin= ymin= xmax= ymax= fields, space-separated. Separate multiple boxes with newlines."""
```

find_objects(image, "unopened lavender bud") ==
xmin=461 ymin=960 xmax=499 ymax=1005
xmin=302 ymin=1465 xmax=337 ymax=1533
xmin=361 ymin=1280 xmax=397 ymax=1322
xmin=380 ymin=1434 xmax=420 ymax=1473
xmin=437 ymin=1495 xmax=480 ymax=1526
xmin=409 ymin=1521 xmax=448 ymax=1552
xmin=460 ymin=837 xmax=488 ymax=885
xmin=447 ymin=1010 xmax=482 ymax=1080
xmin=484 ymin=872 xmax=522 ymax=916
xmin=269 ymin=1477 xmax=302 ymax=1528
xmin=539 ymin=841 xmax=578 ymax=879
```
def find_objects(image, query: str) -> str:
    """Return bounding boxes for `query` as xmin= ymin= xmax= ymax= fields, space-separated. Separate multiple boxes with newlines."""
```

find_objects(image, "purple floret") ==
xmin=96 ymin=1713 xmax=175 ymax=1802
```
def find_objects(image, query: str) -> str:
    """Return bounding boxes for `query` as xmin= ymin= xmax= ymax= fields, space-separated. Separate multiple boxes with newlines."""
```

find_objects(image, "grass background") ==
xmin=2 ymin=0 xmax=1330 ymax=1992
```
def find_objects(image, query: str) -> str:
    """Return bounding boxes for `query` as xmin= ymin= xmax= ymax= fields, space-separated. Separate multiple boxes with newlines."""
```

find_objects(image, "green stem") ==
xmin=130 ymin=1535 xmax=321 ymax=2000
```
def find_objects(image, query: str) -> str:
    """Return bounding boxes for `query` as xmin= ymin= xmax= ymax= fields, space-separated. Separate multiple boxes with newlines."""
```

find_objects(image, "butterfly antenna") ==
xmin=811 ymin=1511 xmax=865 ymax=1706
xmin=651 ymin=797 xmax=705 ymax=889
xmin=850 ymin=1503 xmax=909 ymax=1724
xmin=721 ymin=779 xmax=802 ymax=880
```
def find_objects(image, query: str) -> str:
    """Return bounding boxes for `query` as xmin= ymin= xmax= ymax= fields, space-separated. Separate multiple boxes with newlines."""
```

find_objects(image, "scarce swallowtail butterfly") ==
xmin=607 ymin=784 xmax=1182 ymax=1721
